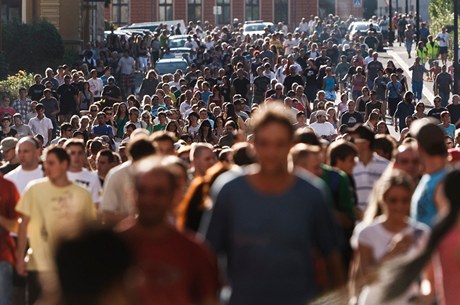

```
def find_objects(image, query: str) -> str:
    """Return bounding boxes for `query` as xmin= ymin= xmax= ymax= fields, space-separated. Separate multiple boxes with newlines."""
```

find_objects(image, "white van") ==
xmin=120 ymin=20 xmax=186 ymax=34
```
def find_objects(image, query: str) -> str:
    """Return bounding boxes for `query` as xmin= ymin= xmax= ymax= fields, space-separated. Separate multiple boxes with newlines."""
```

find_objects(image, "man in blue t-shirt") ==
xmin=91 ymin=112 xmax=114 ymax=138
xmin=411 ymin=120 xmax=448 ymax=227
xmin=204 ymin=104 xmax=344 ymax=305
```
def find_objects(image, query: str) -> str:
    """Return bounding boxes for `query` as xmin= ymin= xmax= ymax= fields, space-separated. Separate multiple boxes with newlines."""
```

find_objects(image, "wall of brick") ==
xmin=293 ymin=0 xmax=318 ymax=28
xmin=336 ymin=0 xmax=363 ymax=19
xmin=261 ymin=0 xmax=273 ymax=22
xmin=130 ymin=0 xmax=153 ymax=23
xmin=175 ymin=0 xmax=187 ymax=23
xmin=203 ymin=0 xmax=214 ymax=24
xmin=232 ymin=0 xmax=245 ymax=23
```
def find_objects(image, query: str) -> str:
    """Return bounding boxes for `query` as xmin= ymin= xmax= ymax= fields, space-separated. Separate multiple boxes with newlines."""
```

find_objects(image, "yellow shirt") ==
xmin=16 ymin=178 xmax=96 ymax=271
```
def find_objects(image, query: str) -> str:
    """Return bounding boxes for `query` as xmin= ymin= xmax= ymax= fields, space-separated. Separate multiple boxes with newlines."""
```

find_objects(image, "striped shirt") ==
xmin=352 ymin=154 xmax=390 ymax=212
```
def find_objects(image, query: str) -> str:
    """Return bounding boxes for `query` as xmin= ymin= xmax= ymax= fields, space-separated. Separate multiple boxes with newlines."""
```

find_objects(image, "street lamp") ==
xmin=415 ymin=0 xmax=419 ymax=42
xmin=388 ymin=0 xmax=394 ymax=46
xmin=454 ymin=0 xmax=459 ymax=93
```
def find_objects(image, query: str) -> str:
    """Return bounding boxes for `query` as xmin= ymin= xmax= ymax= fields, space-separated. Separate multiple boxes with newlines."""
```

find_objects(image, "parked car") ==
xmin=347 ymin=21 xmax=384 ymax=51
xmin=155 ymin=58 xmax=188 ymax=75
xmin=242 ymin=20 xmax=274 ymax=38
xmin=120 ymin=20 xmax=186 ymax=34
xmin=168 ymin=35 xmax=189 ymax=48
xmin=168 ymin=47 xmax=193 ymax=63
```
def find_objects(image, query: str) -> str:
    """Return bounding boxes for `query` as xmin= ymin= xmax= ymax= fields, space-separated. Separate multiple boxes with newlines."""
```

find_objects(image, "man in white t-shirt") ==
xmin=5 ymin=137 xmax=43 ymax=194
xmin=309 ymin=110 xmax=337 ymax=141
xmin=28 ymin=103 xmax=53 ymax=146
xmin=63 ymin=139 xmax=101 ymax=205
xmin=88 ymin=69 xmax=104 ymax=101
xmin=435 ymin=27 xmax=449 ymax=65
xmin=101 ymin=135 xmax=155 ymax=224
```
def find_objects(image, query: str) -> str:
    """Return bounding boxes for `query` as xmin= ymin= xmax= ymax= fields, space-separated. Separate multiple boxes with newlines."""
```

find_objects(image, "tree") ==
xmin=2 ymin=20 xmax=65 ymax=75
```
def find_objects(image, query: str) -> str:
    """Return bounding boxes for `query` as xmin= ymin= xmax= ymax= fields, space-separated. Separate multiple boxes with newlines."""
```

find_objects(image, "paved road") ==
xmin=372 ymin=44 xmax=444 ymax=139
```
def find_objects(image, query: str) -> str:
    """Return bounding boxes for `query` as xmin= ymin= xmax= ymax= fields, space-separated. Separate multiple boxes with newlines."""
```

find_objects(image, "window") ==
xmin=274 ymin=0 xmax=288 ymax=24
xmin=216 ymin=0 xmax=231 ymax=25
xmin=188 ymin=0 xmax=202 ymax=23
xmin=245 ymin=0 xmax=259 ymax=21
xmin=158 ymin=0 xmax=173 ymax=21
xmin=112 ymin=0 xmax=129 ymax=26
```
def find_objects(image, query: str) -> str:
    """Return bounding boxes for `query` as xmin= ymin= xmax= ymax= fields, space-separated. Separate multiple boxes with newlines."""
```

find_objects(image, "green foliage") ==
xmin=428 ymin=0 xmax=454 ymax=37
xmin=105 ymin=19 xmax=115 ymax=31
xmin=0 ymin=70 xmax=35 ymax=100
xmin=2 ymin=19 xmax=65 ymax=75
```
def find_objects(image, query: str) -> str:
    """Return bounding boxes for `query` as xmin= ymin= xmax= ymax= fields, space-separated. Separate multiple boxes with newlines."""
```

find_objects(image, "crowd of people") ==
xmin=1 ymin=12 xmax=460 ymax=305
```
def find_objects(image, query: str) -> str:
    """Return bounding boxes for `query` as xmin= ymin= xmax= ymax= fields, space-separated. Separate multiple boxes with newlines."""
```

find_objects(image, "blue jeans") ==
xmin=412 ymin=80 xmax=423 ymax=100
xmin=439 ymin=91 xmax=450 ymax=107
xmin=0 ymin=261 xmax=13 ymax=305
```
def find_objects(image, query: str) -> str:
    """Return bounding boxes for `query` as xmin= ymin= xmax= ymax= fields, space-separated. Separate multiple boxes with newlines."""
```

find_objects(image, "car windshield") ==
xmin=245 ymin=24 xmax=266 ymax=32
xmin=169 ymin=38 xmax=186 ymax=48
xmin=355 ymin=23 xmax=381 ymax=32
xmin=156 ymin=61 xmax=187 ymax=75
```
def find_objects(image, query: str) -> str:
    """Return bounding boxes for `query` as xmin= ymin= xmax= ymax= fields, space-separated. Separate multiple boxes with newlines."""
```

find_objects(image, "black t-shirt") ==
xmin=102 ymin=85 xmax=121 ymax=107
xmin=253 ymin=76 xmax=271 ymax=97
xmin=436 ymin=72 xmax=453 ymax=93
xmin=28 ymin=84 xmax=45 ymax=102
xmin=304 ymin=67 xmax=318 ymax=87
xmin=0 ymin=129 xmax=17 ymax=141
xmin=447 ymin=103 xmax=460 ymax=126
xmin=0 ymin=162 xmax=19 ymax=175
xmin=283 ymin=75 xmax=305 ymax=93
xmin=427 ymin=107 xmax=447 ymax=121
xmin=57 ymin=84 xmax=79 ymax=113
xmin=315 ymin=56 xmax=331 ymax=68
xmin=232 ymin=77 xmax=250 ymax=97
xmin=367 ymin=60 xmax=384 ymax=81
xmin=340 ymin=111 xmax=364 ymax=127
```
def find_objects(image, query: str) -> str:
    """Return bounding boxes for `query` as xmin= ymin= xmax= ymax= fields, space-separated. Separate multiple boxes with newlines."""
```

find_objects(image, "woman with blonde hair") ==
xmin=349 ymin=170 xmax=430 ymax=305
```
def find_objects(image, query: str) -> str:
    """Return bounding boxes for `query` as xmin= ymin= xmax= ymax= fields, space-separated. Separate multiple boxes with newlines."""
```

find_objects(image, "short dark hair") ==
xmin=46 ymin=146 xmax=70 ymax=164
xmin=36 ymin=103 xmax=45 ymax=111
xmin=252 ymin=104 xmax=294 ymax=140
xmin=127 ymin=136 xmax=155 ymax=161
xmin=97 ymin=149 xmax=115 ymax=163
xmin=327 ymin=140 xmax=358 ymax=166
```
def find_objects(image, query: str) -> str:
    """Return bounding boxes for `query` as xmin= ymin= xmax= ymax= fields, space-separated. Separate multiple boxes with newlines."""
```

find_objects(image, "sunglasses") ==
xmin=142 ymin=116 xmax=150 ymax=119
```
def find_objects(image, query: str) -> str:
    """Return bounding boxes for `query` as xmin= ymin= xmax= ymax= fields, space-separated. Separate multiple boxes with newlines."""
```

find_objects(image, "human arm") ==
xmin=15 ymin=215 xmax=29 ymax=276
xmin=0 ymin=215 xmax=19 ymax=234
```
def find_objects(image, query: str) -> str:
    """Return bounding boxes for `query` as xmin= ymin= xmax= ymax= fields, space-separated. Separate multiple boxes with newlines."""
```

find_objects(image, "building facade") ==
xmin=106 ymin=0 xmax=321 ymax=29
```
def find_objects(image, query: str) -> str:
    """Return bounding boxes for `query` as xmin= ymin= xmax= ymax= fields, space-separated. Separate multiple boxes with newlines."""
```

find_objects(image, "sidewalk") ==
xmin=385 ymin=44 xmax=439 ymax=107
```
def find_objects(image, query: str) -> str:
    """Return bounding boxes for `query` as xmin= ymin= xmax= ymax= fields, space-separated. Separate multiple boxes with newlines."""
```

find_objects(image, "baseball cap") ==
xmin=0 ymin=137 xmax=18 ymax=152
xmin=316 ymin=110 xmax=329 ymax=118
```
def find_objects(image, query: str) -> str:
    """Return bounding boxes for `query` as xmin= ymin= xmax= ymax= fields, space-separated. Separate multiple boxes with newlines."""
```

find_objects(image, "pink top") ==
xmin=435 ymin=227 xmax=460 ymax=305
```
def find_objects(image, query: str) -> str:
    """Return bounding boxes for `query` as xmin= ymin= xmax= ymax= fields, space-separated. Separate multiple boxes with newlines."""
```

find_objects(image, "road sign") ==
xmin=353 ymin=0 xmax=362 ymax=7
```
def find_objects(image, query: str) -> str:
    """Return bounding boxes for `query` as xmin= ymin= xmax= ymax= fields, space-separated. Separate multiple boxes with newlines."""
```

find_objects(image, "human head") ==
xmin=55 ymin=227 xmax=134 ymax=305
xmin=132 ymin=156 xmax=181 ymax=227
xmin=327 ymin=139 xmax=358 ymax=175
xmin=16 ymin=136 xmax=40 ymax=170
xmin=290 ymin=143 xmax=323 ymax=177
xmin=190 ymin=143 xmax=216 ymax=177
xmin=63 ymin=139 xmax=87 ymax=171
xmin=252 ymin=104 xmax=295 ymax=174
xmin=151 ymin=131 xmax=176 ymax=156
xmin=363 ymin=169 xmax=414 ymax=223
xmin=44 ymin=146 xmax=71 ymax=181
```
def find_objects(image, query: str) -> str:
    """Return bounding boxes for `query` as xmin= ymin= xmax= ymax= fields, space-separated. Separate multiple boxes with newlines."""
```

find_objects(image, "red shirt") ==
xmin=120 ymin=224 xmax=220 ymax=305
xmin=0 ymin=176 xmax=20 ymax=265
